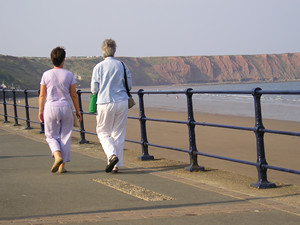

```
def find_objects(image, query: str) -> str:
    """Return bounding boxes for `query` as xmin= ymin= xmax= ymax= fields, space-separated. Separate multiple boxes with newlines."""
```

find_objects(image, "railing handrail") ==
xmin=129 ymin=89 xmax=300 ymax=95
xmin=1 ymin=87 xmax=299 ymax=189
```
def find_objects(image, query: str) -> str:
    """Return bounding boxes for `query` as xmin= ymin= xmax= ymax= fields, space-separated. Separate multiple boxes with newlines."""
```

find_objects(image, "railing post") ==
xmin=40 ymin=122 xmax=45 ymax=134
xmin=12 ymin=89 xmax=20 ymax=126
xmin=251 ymin=87 xmax=276 ymax=189
xmin=185 ymin=88 xmax=204 ymax=172
xmin=2 ymin=89 xmax=9 ymax=123
xmin=24 ymin=89 xmax=32 ymax=129
xmin=77 ymin=90 xmax=89 ymax=144
xmin=137 ymin=89 xmax=154 ymax=161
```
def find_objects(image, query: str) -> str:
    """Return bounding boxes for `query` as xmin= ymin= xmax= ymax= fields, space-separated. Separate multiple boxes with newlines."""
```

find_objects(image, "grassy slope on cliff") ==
xmin=0 ymin=55 xmax=52 ymax=89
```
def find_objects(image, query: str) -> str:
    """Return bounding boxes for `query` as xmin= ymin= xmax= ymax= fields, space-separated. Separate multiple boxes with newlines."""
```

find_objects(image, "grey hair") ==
xmin=101 ymin=39 xmax=117 ymax=58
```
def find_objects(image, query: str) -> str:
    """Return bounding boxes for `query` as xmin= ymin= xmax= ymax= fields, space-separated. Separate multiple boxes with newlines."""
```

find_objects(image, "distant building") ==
xmin=1 ymin=81 xmax=7 ymax=89
xmin=74 ymin=72 xmax=82 ymax=81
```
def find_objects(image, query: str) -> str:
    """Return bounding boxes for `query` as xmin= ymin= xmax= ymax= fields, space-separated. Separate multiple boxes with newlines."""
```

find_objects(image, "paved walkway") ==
xmin=0 ymin=124 xmax=299 ymax=225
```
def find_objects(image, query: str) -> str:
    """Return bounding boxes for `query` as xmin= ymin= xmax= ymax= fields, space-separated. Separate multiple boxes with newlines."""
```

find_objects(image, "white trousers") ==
xmin=96 ymin=100 xmax=128 ymax=167
xmin=44 ymin=103 xmax=73 ymax=162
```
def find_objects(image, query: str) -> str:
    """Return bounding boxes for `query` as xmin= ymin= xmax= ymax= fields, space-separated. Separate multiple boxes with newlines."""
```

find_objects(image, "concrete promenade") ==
xmin=0 ymin=123 xmax=299 ymax=225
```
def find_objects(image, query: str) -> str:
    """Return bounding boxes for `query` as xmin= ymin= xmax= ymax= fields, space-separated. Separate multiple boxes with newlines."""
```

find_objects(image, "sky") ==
xmin=0 ymin=0 xmax=300 ymax=58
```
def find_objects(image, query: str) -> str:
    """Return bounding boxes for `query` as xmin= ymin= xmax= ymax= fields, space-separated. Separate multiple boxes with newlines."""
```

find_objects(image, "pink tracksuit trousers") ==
xmin=44 ymin=102 xmax=73 ymax=162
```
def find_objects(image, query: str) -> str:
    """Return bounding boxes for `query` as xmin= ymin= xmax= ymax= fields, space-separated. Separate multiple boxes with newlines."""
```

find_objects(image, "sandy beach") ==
xmin=125 ymin=107 xmax=300 ymax=186
xmin=1 ymin=96 xmax=300 ymax=186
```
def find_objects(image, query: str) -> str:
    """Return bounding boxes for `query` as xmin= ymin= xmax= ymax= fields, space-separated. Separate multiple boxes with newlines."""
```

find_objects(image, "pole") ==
xmin=250 ymin=87 xmax=276 ymax=189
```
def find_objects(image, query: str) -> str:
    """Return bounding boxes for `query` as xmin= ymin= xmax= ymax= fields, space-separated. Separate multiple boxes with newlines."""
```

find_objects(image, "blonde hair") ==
xmin=101 ymin=39 xmax=117 ymax=58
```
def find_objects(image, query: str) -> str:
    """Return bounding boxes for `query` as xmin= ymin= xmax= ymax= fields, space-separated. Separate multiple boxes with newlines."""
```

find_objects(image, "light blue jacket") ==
xmin=91 ymin=57 xmax=132 ymax=104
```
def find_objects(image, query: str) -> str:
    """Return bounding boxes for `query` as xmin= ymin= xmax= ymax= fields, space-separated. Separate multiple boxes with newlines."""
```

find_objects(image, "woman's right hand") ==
xmin=39 ymin=112 xmax=44 ymax=123
xmin=76 ymin=111 xmax=82 ymax=122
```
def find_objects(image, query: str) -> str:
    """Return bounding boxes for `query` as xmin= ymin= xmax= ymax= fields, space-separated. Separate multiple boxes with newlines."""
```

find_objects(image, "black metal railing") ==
xmin=1 ymin=87 xmax=299 ymax=189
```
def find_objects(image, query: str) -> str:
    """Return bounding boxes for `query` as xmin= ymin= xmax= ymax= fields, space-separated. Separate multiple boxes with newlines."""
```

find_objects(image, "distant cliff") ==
xmin=122 ymin=53 xmax=300 ymax=86
xmin=0 ymin=53 xmax=299 ymax=89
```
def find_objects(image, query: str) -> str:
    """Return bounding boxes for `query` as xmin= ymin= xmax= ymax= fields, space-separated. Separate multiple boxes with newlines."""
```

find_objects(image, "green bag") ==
xmin=88 ymin=93 xmax=97 ymax=113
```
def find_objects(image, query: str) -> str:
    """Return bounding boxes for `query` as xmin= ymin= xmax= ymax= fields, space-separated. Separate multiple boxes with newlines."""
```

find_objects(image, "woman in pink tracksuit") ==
xmin=39 ymin=47 xmax=82 ymax=173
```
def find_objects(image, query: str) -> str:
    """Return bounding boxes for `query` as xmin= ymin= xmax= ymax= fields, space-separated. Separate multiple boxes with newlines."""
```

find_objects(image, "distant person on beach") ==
xmin=38 ymin=47 xmax=82 ymax=173
xmin=90 ymin=39 xmax=132 ymax=173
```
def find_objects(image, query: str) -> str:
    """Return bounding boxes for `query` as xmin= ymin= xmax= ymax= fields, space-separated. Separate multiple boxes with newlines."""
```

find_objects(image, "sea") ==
xmin=131 ymin=81 xmax=300 ymax=122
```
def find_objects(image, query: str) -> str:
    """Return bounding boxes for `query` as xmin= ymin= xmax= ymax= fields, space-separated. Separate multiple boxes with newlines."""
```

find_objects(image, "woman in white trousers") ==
xmin=91 ymin=39 xmax=132 ymax=173
xmin=39 ymin=47 xmax=82 ymax=173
